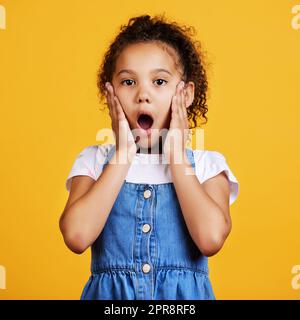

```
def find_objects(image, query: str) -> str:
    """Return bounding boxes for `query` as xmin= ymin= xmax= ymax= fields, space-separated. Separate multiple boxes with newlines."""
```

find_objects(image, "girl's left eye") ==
xmin=120 ymin=79 xmax=168 ymax=86
xmin=154 ymin=79 xmax=167 ymax=86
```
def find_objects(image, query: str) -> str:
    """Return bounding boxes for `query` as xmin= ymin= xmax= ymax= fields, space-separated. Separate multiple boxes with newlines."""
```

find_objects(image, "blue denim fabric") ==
xmin=80 ymin=145 xmax=216 ymax=300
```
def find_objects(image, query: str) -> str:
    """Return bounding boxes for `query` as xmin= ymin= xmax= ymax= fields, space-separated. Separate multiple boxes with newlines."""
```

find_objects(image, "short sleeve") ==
xmin=65 ymin=144 xmax=110 ymax=192
xmin=193 ymin=150 xmax=239 ymax=206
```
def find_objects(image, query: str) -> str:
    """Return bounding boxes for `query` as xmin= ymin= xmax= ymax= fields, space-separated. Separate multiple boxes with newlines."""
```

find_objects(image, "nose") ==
xmin=136 ymin=83 xmax=151 ymax=104
xmin=138 ymin=96 xmax=150 ymax=103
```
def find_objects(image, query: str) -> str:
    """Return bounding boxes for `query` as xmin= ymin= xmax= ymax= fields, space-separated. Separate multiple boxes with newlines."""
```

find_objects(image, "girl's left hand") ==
xmin=163 ymin=80 xmax=190 ymax=161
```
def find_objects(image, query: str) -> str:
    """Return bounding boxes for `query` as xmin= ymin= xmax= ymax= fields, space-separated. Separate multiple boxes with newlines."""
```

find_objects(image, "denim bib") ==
xmin=80 ymin=145 xmax=215 ymax=300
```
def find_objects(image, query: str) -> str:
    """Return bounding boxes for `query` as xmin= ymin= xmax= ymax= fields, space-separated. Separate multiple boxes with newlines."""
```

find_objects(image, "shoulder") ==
xmin=192 ymin=149 xmax=227 ymax=179
xmin=77 ymin=143 xmax=114 ymax=157
xmin=192 ymin=149 xmax=239 ymax=206
xmin=74 ymin=143 xmax=116 ymax=166
xmin=192 ymin=149 xmax=226 ymax=163
xmin=65 ymin=143 xmax=114 ymax=192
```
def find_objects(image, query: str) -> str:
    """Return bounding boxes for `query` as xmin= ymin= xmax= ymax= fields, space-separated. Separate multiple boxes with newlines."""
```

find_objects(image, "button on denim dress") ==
xmin=80 ymin=145 xmax=216 ymax=300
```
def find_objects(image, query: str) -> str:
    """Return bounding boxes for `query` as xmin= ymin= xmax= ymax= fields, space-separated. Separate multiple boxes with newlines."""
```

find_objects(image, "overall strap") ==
xmin=185 ymin=147 xmax=196 ymax=169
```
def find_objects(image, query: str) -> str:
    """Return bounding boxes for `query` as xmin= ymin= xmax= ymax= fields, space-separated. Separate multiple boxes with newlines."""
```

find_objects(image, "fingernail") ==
xmin=105 ymin=82 xmax=110 ymax=88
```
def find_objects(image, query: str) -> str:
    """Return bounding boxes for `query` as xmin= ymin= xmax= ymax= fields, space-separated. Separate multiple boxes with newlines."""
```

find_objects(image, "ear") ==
xmin=183 ymin=81 xmax=195 ymax=108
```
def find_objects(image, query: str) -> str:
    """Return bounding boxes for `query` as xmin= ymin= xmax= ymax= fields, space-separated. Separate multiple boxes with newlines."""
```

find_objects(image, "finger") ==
xmin=105 ymin=83 xmax=113 ymax=112
xmin=182 ymin=90 xmax=189 ymax=127
xmin=173 ymin=81 xmax=183 ymax=114
xmin=105 ymin=89 xmax=113 ymax=118
xmin=181 ymin=89 xmax=188 ymax=122
xmin=107 ymin=83 xmax=128 ymax=123
xmin=109 ymin=85 xmax=124 ymax=121
xmin=171 ymin=95 xmax=178 ymax=115
xmin=180 ymin=88 xmax=189 ymax=145
xmin=182 ymin=89 xmax=188 ymax=118
xmin=176 ymin=80 xmax=183 ymax=96
xmin=177 ymin=81 xmax=185 ymax=120
xmin=177 ymin=87 xmax=184 ymax=119
xmin=113 ymin=95 xmax=126 ymax=121
xmin=113 ymin=95 xmax=135 ymax=143
xmin=106 ymin=83 xmax=116 ymax=119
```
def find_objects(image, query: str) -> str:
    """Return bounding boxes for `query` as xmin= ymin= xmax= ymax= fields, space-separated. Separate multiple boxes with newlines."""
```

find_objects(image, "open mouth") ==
xmin=137 ymin=113 xmax=154 ymax=130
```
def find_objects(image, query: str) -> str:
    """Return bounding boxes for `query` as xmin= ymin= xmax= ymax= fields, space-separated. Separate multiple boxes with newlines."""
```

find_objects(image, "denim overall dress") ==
xmin=80 ymin=145 xmax=216 ymax=300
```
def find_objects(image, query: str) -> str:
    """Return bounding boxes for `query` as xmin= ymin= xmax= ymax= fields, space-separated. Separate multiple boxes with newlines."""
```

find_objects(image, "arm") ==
xmin=169 ymin=153 xmax=231 ymax=257
xmin=59 ymin=150 xmax=132 ymax=254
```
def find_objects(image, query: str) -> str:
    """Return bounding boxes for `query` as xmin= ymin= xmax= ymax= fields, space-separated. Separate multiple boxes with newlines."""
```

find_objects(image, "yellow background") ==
xmin=0 ymin=0 xmax=300 ymax=299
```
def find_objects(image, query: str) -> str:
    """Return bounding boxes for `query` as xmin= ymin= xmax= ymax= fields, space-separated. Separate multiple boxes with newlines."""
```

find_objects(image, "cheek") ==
xmin=159 ymin=106 xmax=172 ymax=128
xmin=112 ymin=83 xmax=127 ymax=100
xmin=158 ymin=91 xmax=173 ymax=107
xmin=114 ymin=89 xmax=130 ymax=109
xmin=156 ymin=93 xmax=173 ymax=121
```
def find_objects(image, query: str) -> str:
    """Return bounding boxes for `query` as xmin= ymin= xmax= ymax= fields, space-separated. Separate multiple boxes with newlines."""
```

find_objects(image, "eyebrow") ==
xmin=116 ymin=68 xmax=173 ymax=77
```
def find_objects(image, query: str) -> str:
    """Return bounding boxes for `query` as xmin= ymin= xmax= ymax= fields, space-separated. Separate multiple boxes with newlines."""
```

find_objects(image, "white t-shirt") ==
xmin=66 ymin=144 xmax=239 ymax=206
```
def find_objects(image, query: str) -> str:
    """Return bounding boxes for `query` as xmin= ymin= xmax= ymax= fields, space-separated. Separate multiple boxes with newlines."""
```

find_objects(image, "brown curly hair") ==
xmin=97 ymin=13 xmax=209 ymax=129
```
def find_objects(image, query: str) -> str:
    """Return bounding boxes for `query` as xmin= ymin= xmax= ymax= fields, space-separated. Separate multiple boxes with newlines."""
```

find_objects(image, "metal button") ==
xmin=142 ymin=263 xmax=151 ymax=273
xmin=143 ymin=189 xmax=152 ymax=199
xmin=142 ymin=223 xmax=151 ymax=233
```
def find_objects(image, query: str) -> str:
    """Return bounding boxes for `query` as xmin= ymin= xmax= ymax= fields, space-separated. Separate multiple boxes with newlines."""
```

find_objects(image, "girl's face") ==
xmin=111 ymin=42 xmax=186 ymax=152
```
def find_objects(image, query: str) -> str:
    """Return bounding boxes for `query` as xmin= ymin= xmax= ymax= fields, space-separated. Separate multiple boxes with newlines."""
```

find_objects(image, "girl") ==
xmin=60 ymin=14 xmax=239 ymax=300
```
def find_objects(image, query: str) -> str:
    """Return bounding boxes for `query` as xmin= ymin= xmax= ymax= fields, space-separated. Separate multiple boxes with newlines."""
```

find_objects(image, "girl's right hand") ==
xmin=105 ymin=82 xmax=138 ymax=161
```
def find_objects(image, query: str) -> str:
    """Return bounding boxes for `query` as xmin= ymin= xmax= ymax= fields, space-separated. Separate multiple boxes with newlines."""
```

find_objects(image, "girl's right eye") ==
xmin=121 ymin=79 xmax=135 ymax=86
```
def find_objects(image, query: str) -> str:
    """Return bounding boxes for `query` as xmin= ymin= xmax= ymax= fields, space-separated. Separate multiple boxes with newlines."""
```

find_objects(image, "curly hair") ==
xmin=97 ymin=13 xmax=209 ymax=130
